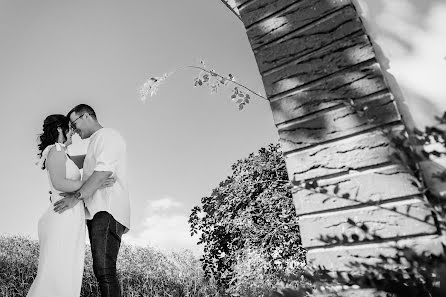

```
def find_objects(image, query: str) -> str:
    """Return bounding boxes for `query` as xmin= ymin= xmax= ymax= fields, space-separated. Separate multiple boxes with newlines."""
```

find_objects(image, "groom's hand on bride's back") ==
xmin=99 ymin=176 xmax=117 ymax=189
xmin=53 ymin=195 xmax=80 ymax=214
xmin=54 ymin=177 xmax=116 ymax=213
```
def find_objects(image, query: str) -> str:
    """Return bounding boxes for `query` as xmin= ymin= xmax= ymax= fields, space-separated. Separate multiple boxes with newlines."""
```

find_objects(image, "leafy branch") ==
xmin=139 ymin=60 xmax=267 ymax=110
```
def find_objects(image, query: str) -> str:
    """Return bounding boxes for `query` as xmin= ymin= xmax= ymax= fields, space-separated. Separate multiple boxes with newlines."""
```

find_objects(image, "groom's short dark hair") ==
xmin=67 ymin=104 xmax=97 ymax=120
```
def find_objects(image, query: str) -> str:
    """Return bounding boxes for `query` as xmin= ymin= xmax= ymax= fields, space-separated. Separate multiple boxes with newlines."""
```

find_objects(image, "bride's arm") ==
xmin=69 ymin=155 xmax=85 ymax=169
xmin=46 ymin=147 xmax=83 ymax=192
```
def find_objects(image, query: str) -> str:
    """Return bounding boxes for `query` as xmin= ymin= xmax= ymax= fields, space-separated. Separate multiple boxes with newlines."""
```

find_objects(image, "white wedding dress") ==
xmin=27 ymin=143 xmax=86 ymax=297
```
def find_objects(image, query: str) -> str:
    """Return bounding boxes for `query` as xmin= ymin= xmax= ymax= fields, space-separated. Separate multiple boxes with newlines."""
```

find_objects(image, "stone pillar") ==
xmin=233 ymin=0 xmax=443 ymax=289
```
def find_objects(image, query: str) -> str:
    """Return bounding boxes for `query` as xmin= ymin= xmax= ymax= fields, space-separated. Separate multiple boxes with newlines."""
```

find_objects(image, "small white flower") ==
xmin=139 ymin=72 xmax=173 ymax=102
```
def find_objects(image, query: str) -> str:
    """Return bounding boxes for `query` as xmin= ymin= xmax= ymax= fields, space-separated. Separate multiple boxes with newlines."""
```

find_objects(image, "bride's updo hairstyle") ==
xmin=37 ymin=114 xmax=69 ymax=160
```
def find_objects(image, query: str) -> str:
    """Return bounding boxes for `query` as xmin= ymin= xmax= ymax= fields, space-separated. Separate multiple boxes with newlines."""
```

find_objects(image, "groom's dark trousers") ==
xmin=87 ymin=211 xmax=126 ymax=297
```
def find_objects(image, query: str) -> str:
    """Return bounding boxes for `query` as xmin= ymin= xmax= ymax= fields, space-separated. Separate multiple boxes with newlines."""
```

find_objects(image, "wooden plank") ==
xmin=235 ymin=0 xmax=255 ymax=10
xmin=256 ymin=5 xmax=363 ymax=74
xmin=299 ymin=200 xmax=438 ymax=248
xmin=285 ymin=125 xmax=403 ymax=181
xmin=293 ymin=165 xmax=422 ymax=215
xmin=278 ymin=95 xmax=400 ymax=151
xmin=246 ymin=0 xmax=352 ymax=50
xmin=307 ymin=234 xmax=445 ymax=271
xmin=269 ymin=63 xmax=388 ymax=125
xmin=237 ymin=0 xmax=298 ymax=29
xmin=264 ymin=34 xmax=375 ymax=97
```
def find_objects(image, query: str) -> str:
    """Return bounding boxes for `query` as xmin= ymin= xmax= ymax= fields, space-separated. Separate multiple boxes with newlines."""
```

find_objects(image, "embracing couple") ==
xmin=27 ymin=104 xmax=130 ymax=297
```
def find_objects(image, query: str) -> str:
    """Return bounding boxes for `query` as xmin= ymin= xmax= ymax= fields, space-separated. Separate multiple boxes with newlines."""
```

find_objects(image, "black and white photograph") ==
xmin=0 ymin=0 xmax=445 ymax=296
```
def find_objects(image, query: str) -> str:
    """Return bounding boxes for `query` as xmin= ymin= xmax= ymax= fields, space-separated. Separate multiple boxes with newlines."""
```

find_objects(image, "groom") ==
xmin=54 ymin=104 xmax=130 ymax=297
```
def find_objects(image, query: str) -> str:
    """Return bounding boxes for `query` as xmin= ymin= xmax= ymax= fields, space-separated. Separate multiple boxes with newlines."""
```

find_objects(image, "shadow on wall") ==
xmin=354 ymin=0 xmax=446 ymax=207
xmin=239 ymin=0 xmax=446 ymax=294
xmin=357 ymin=0 xmax=444 ymax=50
xmin=355 ymin=0 xmax=446 ymax=128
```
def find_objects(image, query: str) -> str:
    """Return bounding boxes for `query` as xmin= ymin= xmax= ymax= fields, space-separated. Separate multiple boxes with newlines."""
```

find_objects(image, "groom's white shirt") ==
xmin=82 ymin=127 xmax=130 ymax=233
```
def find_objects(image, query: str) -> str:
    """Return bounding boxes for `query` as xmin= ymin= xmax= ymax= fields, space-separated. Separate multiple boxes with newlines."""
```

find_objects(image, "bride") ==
xmin=27 ymin=114 xmax=114 ymax=297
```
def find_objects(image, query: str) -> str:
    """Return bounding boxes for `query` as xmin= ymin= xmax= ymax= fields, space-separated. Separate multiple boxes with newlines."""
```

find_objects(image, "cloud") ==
xmin=123 ymin=196 xmax=202 ymax=256
xmin=146 ymin=197 xmax=182 ymax=211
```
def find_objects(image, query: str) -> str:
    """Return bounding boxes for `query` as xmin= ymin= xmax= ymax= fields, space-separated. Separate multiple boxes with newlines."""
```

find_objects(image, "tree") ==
xmin=188 ymin=144 xmax=306 ymax=290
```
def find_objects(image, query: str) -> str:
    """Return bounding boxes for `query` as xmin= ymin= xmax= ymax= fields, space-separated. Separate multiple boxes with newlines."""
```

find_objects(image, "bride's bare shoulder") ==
xmin=46 ymin=145 xmax=66 ymax=167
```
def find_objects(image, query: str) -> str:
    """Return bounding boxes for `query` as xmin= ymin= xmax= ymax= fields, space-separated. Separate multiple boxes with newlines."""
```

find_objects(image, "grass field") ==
xmin=0 ymin=235 xmax=219 ymax=297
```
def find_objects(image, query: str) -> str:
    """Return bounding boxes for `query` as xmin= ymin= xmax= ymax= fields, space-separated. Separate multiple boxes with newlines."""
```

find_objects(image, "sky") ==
xmin=0 ymin=0 xmax=445 ymax=255
xmin=0 ymin=0 xmax=278 ymax=255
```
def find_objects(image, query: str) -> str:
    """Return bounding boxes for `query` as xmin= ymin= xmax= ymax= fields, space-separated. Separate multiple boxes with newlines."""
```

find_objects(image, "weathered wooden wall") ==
xmin=233 ymin=0 xmax=444 ymax=288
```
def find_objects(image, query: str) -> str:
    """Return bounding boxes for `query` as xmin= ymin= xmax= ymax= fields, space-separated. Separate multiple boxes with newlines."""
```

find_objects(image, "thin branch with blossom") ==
xmin=138 ymin=61 xmax=267 ymax=110
xmin=188 ymin=65 xmax=266 ymax=100
xmin=139 ymin=72 xmax=173 ymax=102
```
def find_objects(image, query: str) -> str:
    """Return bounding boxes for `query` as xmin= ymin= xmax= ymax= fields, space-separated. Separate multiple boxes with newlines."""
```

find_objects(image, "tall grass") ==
xmin=0 ymin=235 xmax=219 ymax=297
